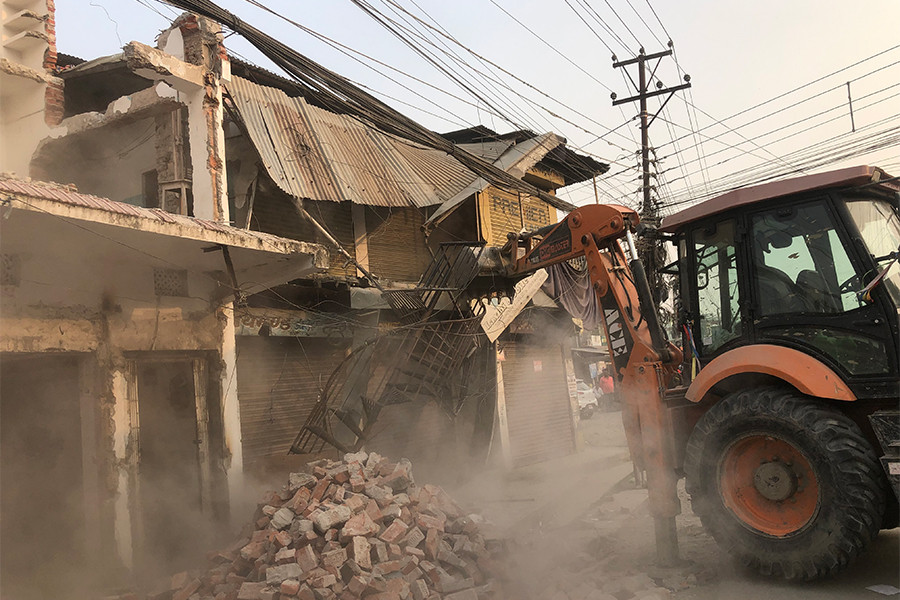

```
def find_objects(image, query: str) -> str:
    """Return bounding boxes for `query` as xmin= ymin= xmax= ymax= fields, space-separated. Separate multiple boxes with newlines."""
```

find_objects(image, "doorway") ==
xmin=131 ymin=356 xmax=212 ymax=578
xmin=0 ymin=354 xmax=88 ymax=599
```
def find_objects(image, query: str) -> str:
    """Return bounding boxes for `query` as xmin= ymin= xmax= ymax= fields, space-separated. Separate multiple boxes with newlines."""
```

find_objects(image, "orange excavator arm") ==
xmin=501 ymin=203 xmax=684 ymax=564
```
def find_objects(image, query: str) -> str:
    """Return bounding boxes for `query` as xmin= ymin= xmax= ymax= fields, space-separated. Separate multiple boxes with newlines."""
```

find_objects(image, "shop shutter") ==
xmin=366 ymin=207 xmax=432 ymax=283
xmin=236 ymin=336 xmax=350 ymax=464
xmin=501 ymin=339 xmax=576 ymax=467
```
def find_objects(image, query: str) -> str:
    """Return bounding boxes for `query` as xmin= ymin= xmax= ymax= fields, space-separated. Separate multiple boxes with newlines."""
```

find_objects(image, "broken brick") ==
xmin=424 ymin=529 xmax=440 ymax=561
xmin=296 ymin=545 xmax=318 ymax=572
xmin=322 ymin=547 xmax=347 ymax=570
xmin=275 ymin=547 xmax=297 ymax=564
xmin=267 ymin=563 xmax=303 ymax=586
xmin=405 ymin=527 xmax=425 ymax=549
xmin=307 ymin=572 xmax=337 ymax=588
xmin=416 ymin=513 xmax=445 ymax=533
xmin=379 ymin=519 xmax=409 ymax=544
xmin=311 ymin=477 xmax=332 ymax=502
xmin=172 ymin=578 xmax=201 ymax=600
xmin=241 ymin=540 xmax=267 ymax=562
xmin=340 ymin=511 xmax=379 ymax=541
xmin=281 ymin=579 xmax=301 ymax=597
xmin=272 ymin=507 xmax=295 ymax=530
xmin=290 ymin=472 xmax=318 ymax=491
xmin=313 ymin=505 xmax=352 ymax=533
xmin=410 ymin=579 xmax=429 ymax=600
xmin=350 ymin=537 xmax=372 ymax=571
xmin=237 ymin=582 xmax=268 ymax=600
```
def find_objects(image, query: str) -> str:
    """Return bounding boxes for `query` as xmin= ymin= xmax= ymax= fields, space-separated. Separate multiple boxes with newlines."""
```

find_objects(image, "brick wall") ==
xmin=43 ymin=1 xmax=62 ymax=126
xmin=43 ymin=0 xmax=57 ymax=71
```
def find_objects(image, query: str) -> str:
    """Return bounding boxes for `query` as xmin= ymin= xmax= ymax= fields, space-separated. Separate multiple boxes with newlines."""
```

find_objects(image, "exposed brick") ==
xmin=343 ymin=494 xmax=366 ymax=514
xmin=370 ymin=540 xmax=390 ymax=565
xmin=385 ymin=578 xmax=410 ymax=598
xmin=381 ymin=505 xmax=403 ymax=522
xmin=365 ymin=499 xmax=384 ymax=523
xmin=275 ymin=530 xmax=293 ymax=548
xmin=296 ymin=583 xmax=315 ymax=600
xmin=363 ymin=484 xmax=394 ymax=508
xmin=372 ymin=559 xmax=402 ymax=577
xmin=416 ymin=514 xmax=445 ymax=533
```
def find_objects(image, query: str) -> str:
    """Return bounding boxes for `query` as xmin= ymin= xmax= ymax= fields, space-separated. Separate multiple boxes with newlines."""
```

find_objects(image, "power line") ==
xmin=371 ymin=0 xmax=637 ymax=152
xmin=656 ymin=83 xmax=900 ymax=186
xmin=657 ymin=45 xmax=900 ymax=151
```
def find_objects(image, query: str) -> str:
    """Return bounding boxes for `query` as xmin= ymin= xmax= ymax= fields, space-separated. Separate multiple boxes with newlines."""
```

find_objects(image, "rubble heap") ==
xmin=171 ymin=452 xmax=504 ymax=600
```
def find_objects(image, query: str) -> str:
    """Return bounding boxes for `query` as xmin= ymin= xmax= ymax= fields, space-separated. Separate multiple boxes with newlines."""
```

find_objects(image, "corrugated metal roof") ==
xmin=227 ymin=76 xmax=481 ymax=208
xmin=0 ymin=176 xmax=314 ymax=253
xmin=457 ymin=140 xmax=515 ymax=162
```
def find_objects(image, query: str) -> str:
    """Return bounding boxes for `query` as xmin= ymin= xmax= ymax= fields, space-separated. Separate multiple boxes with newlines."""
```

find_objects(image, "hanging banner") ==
xmin=480 ymin=269 xmax=549 ymax=342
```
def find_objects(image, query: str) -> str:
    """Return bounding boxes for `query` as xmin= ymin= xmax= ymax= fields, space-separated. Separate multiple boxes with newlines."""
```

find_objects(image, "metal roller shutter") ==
xmin=366 ymin=207 xmax=432 ymax=283
xmin=237 ymin=336 xmax=350 ymax=464
xmin=501 ymin=339 xmax=576 ymax=467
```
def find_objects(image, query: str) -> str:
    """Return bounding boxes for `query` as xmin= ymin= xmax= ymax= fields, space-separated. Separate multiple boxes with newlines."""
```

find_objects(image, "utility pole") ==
xmin=610 ymin=44 xmax=690 ymax=568
xmin=611 ymin=44 xmax=691 ymax=297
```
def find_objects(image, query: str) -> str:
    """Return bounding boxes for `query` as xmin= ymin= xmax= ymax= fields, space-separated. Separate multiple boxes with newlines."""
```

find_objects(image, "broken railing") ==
xmin=290 ymin=242 xmax=486 ymax=455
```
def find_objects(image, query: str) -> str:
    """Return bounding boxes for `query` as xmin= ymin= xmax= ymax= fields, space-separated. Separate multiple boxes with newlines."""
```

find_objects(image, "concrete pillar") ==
xmin=219 ymin=302 xmax=244 ymax=525
xmin=110 ymin=367 xmax=135 ymax=571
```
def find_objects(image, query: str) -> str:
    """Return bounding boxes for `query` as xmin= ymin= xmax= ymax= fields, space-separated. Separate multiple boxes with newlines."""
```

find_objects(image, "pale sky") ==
xmin=56 ymin=0 xmax=900 ymax=210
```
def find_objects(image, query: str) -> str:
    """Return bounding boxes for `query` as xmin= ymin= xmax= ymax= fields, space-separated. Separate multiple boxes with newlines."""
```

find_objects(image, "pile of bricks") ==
xmin=170 ymin=452 xmax=504 ymax=600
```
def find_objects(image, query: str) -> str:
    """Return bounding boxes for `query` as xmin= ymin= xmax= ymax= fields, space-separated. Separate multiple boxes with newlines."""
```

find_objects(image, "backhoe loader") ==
xmin=500 ymin=165 xmax=899 ymax=581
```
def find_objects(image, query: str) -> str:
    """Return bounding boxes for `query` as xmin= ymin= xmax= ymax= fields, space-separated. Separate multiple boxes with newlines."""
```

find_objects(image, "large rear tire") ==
xmin=684 ymin=387 xmax=886 ymax=581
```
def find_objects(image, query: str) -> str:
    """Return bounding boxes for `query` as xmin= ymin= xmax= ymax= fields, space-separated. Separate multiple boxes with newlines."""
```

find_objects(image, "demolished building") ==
xmin=1 ymin=2 xmax=608 ymax=595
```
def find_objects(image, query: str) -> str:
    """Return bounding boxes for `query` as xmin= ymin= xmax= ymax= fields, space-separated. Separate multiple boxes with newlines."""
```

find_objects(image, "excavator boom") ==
xmin=502 ymin=203 xmax=684 ymax=564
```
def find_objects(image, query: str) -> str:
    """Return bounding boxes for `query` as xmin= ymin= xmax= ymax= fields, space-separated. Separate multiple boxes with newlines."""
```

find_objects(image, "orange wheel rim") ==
xmin=719 ymin=435 xmax=819 ymax=536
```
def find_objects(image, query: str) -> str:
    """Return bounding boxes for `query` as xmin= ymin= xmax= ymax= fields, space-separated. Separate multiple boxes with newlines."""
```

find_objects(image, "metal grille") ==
xmin=153 ymin=267 xmax=189 ymax=297
xmin=290 ymin=241 xmax=487 ymax=455
xmin=1 ymin=254 xmax=20 ymax=286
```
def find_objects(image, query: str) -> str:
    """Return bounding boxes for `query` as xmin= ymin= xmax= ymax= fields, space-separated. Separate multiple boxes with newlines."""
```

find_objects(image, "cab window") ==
xmin=691 ymin=220 xmax=741 ymax=354
xmin=751 ymin=201 xmax=864 ymax=315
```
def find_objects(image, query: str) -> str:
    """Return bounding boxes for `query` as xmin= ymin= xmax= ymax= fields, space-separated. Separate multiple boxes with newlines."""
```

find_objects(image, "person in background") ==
xmin=599 ymin=367 xmax=615 ymax=395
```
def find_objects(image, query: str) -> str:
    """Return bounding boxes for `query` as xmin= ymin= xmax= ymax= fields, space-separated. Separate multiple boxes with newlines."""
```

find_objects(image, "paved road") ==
xmin=674 ymin=528 xmax=900 ymax=600
xmin=449 ymin=410 xmax=900 ymax=599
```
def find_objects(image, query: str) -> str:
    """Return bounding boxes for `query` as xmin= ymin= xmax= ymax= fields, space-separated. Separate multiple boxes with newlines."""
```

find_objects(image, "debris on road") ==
xmin=157 ymin=452 xmax=506 ymax=600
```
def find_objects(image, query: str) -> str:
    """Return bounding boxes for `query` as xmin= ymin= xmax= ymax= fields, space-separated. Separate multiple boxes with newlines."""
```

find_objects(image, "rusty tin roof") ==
xmin=226 ymin=76 xmax=480 ymax=208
